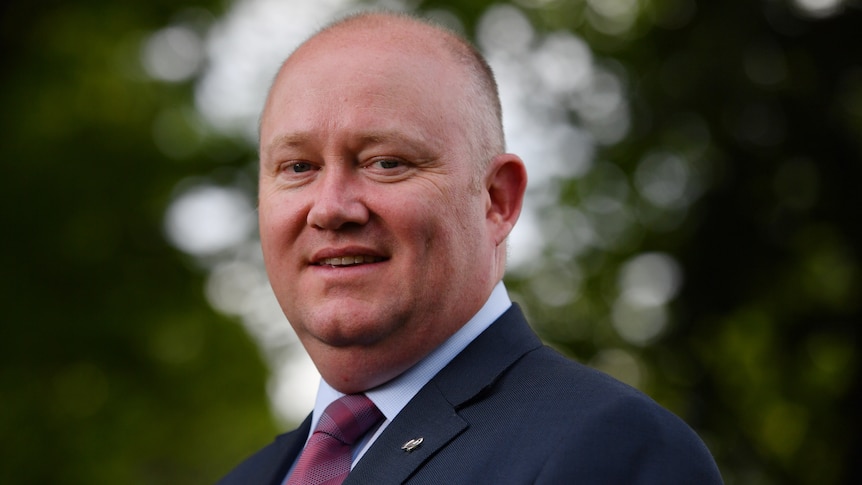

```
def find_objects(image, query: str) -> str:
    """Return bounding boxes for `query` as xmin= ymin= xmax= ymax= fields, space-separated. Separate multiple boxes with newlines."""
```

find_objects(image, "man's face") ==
xmin=258 ymin=26 xmax=503 ymax=392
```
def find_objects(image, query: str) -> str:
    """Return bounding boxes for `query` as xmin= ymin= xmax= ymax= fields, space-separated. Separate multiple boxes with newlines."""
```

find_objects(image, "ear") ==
xmin=485 ymin=153 xmax=527 ymax=246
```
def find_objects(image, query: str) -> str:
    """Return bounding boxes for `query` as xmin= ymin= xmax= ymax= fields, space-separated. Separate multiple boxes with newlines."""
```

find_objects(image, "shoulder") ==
xmin=508 ymin=346 xmax=724 ymax=483
xmin=421 ymin=343 xmax=723 ymax=483
xmin=215 ymin=417 xmax=311 ymax=485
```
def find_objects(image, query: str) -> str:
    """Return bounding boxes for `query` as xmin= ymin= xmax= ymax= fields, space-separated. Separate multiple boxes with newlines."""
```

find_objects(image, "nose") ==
xmin=306 ymin=167 xmax=369 ymax=230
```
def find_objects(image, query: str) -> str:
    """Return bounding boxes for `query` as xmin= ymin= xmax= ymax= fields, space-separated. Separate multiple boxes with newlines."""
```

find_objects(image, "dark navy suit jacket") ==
xmin=217 ymin=305 xmax=723 ymax=484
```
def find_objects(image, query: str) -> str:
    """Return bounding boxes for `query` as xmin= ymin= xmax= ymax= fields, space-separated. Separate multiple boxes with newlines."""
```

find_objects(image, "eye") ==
xmin=364 ymin=158 xmax=410 ymax=180
xmin=373 ymin=159 xmax=402 ymax=170
xmin=291 ymin=162 xmax=313 ymax=173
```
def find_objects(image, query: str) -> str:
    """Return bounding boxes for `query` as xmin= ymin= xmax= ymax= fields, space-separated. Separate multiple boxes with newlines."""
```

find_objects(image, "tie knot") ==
xmin=316 ymin=394 xmax=383 ymax=446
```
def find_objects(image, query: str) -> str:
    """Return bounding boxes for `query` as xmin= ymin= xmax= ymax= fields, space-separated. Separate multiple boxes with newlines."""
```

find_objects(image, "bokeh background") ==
xmin=2 ymin=0 xmax=860 ymax=483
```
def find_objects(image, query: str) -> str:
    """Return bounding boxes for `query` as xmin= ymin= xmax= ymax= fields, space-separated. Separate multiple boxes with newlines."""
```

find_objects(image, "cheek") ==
xmin=258 ymin=201 xmax=308 ymax=281
xmin=440 ymin=199 xmax=492 ymax=271
xmin=259 ymin=197 xmax=304 ymax=242
xmin=412 ymin=202 xmax=483 ymax=265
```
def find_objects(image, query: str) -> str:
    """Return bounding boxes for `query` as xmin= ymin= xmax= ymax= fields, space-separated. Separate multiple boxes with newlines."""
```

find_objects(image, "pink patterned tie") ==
xmin=286 ymin=394 xmax=384 ymax=485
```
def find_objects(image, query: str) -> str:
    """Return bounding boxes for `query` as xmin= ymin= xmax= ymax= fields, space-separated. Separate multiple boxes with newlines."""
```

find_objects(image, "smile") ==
xmin=319 ymin=255 xmax=385 ymax=267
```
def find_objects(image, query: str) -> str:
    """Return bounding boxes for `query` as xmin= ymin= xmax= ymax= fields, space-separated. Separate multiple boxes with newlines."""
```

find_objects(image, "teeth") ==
xmin=322 ymin=255 xmax=382 ymax=266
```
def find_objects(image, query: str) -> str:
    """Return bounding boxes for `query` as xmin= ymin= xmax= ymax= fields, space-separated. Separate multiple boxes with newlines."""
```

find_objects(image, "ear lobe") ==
xmin=485 ymin=153 xmax=527 ymax=244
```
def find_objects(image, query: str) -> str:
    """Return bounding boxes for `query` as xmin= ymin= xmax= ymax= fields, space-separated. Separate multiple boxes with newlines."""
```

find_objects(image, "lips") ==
xmin=311 ymin=246 xmax=388 ymax=268
xmin=320 ymin=255 xmax=384 ymax=267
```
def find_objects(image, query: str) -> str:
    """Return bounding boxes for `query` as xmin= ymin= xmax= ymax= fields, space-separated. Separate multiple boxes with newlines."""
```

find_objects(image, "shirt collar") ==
xmin=310 ymin=281 xmax=512 ymax=431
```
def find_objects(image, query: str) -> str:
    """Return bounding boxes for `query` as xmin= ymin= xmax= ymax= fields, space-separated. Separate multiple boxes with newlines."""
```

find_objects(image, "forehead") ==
xmin=261 ymin=22 xmax=468 ymax=147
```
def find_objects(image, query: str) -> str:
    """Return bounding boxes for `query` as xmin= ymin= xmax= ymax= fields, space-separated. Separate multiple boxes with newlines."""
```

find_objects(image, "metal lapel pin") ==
xmin=401 ymin=437 xmax=424 ymax=453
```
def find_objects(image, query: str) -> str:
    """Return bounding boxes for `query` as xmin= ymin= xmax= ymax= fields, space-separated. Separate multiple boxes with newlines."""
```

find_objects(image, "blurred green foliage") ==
xmin=0 ymin=1 xmax=278 ymax=484
xmin=1 ymin=0 xmax=859 ymax=484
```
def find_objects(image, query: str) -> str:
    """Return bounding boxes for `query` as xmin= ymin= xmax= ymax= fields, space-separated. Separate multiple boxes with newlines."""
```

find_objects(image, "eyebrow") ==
xmin=357 ymin=130 xmax=432 ymax=152
xmin=262 ymin=133 xmax=312 ymax=159
xmin=263 ymin=130 xmax=434 ymax=159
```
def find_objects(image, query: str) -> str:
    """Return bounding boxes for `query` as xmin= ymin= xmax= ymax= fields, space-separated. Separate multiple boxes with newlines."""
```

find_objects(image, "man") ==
xmin=219 ymin=10 xmax=722 ymax=485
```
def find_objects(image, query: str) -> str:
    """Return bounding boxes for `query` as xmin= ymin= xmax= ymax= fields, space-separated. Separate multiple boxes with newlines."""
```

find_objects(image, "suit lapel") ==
xmin=345 ymin=304 xmax=542 ymax=484
xmin=344 ymin=382 xmax=467 ymax=484
xmin=261 ymin=415 xmax=311 ymax=485
xmin=217 ymin=414 xmax=310 ymax=485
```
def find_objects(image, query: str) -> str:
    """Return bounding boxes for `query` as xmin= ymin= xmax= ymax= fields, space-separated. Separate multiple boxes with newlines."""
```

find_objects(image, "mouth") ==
xmin=315 ymin=255 xmax=386 ymax=267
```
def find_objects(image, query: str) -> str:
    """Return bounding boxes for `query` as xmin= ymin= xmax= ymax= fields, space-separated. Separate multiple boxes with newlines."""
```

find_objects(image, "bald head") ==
xmin=264 ymin=11 xmax=505 ymax=170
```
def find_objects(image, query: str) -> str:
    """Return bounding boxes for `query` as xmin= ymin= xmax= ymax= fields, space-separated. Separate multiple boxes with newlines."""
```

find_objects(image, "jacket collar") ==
xmin=345 ymin=304 xmax=541 ymax=484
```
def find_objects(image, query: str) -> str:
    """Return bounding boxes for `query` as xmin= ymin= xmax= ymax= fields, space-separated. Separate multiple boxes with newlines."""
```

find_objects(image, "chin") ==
xmin=318 ymin=351 xmax=415 ymax=394
xmin=304 ymin=316 xmax=395 ymax=349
